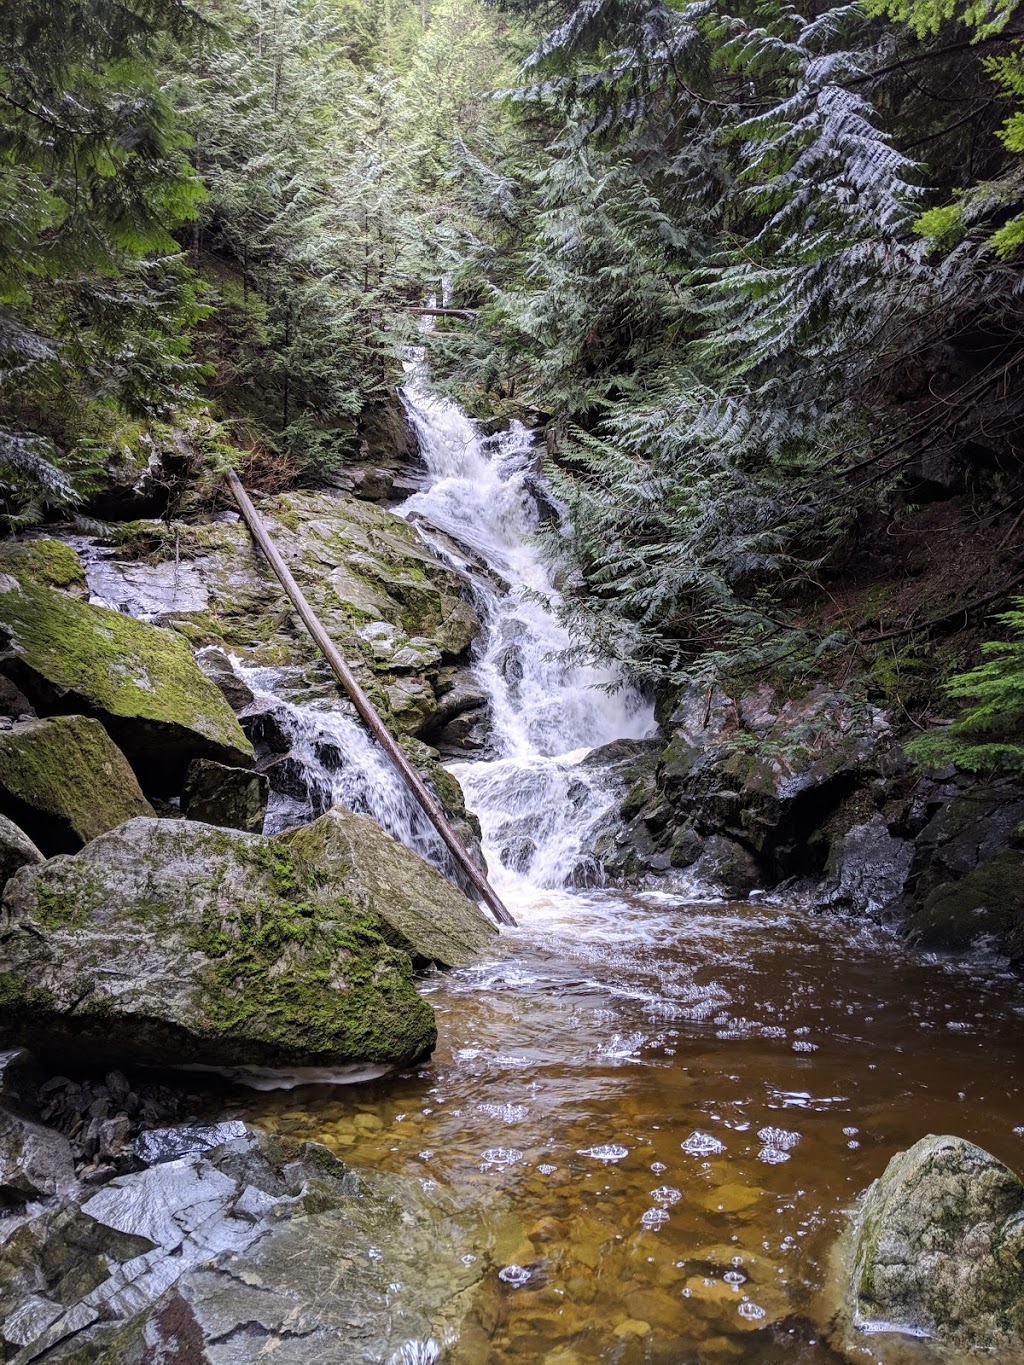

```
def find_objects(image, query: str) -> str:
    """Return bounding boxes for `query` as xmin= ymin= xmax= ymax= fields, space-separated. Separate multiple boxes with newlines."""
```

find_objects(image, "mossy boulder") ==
xmin=0 ymin=539 xmax=87 ymax=597
xmin=279 ymin=807 xmax=497 ymax=969
xmin=912 ymin=850 xmax=1024 ymax=950
xmin=848 ymin=1134 xmax=1024 ymax=1353
xmin=0 ymin=573 xmax=253 ymax=791
xmin=0 ymin=817 xmax=436 ymax=1071
xmin=0 ymin=716 xmax=154 ymax=854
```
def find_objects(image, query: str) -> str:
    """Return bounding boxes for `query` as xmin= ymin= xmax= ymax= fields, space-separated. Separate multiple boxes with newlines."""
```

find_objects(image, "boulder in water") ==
xmin=182 ymin=757 xmax=268 ymax=834
xmin=0 ymin=716 xmax=154 ymax=854
xmin=847 ymin=1134 xmax=1024 ymax=1353
xmin=0 ymin=816 xmax=436 ymax=1071
xmin=823 ymin=813 xmax=914 ymax=916
xmin=279 ymin=806 xmax=498 ymax=969
xmin=692 ymin=835 xmax=763 ymax=899
xmin=0 ymin=572 xmax=254 ymax=792
xmin=0 ymin=1124 xmax=482 ymax=1362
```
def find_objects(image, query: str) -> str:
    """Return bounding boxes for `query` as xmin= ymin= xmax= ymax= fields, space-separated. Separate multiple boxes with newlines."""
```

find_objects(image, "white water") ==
xmin=396 ymin=362 xmax=656 ymax=902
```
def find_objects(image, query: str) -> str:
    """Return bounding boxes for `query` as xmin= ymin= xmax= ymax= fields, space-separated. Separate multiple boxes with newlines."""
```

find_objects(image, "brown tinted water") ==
xmin=230 ymin=888 xmax=1024 ymax=1364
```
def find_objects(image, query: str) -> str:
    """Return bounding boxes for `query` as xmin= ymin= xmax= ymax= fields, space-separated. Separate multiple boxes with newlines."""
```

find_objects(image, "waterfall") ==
xmin=396 ymin=364 xmax=657 ymax=903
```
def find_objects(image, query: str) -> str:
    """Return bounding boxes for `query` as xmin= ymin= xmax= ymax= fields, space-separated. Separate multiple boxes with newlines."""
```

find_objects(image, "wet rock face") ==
xmin=0 ymin=570 xmax=254 ymax=792
xmin=182 ymin=757 xmax=269 ymax=834
xmin=0 ymin=1124 xmax=482 ymax=1364
xmin=85 ymin=489 xmax=481 ymax=740
xmin=823 ymin=814 xmax=914 ymax=916
xmin=849 ymin=1134 xmax=1024 ymax=1353
xmin=0 ymin=816 xmax=436 ymax=1071
xmin=0 ymin=716 xmax=154 ymax=854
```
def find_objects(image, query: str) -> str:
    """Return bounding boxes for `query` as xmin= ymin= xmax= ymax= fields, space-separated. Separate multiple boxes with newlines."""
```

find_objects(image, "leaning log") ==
xmin=225 ymin=469 xmax=516 ymax=928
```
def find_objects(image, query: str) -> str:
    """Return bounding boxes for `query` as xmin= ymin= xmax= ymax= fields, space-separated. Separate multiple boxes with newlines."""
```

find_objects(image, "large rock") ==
xmin=279 ymin=806 xmax=498 ymax=969
xmin=823 ymin=813 xmax=914 ymax=916
xmin=0 ymin=1124 xmax=482 ymax=1363
xmin=182 ymin=757 xmax=268 ymax=834
xmin=0 ymin=1103 xmax=75 ymax=1204
xmin=0 ymin=813 xmax=43 ymax=892
xmin=87 ymin=490 xmax=480 ymax=737
xmin=0 ymin=572 xmax=254 ymax=791
xmin=0 ymin=817 xmax=436 ymax=1071
xmin=849 ymin=1134 xmax=1024 ymax=1353
xmin=0 ymin=716 xmax=154 ymax=854
xmin=914 ymin=850 xmax=1024 ymax=950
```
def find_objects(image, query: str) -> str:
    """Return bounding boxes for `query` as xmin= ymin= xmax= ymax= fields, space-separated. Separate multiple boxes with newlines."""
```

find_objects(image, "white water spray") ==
xmin=397 ymin=363 xmax=656 ymax=902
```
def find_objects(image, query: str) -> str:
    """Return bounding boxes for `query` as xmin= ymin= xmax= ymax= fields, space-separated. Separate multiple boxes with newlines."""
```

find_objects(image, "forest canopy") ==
xmin=1 ymin=0 xmax=1023 ymax=757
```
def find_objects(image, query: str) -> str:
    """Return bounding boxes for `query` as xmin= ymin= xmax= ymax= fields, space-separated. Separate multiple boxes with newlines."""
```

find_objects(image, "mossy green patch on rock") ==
xmin=277 ymin=807 xmax=497 ymax=970
xmin=0 ymin=539 xmax=88 ymax=597
xmin=0 ymin=715 xmax=153 ymax=854
xmin=0 ymin=575 xmax=253 ymax=790
xmin=0 ymin=816 xmax=435 ymax=1071
xmin=914 ymin=850 xmax=1024 ymax=949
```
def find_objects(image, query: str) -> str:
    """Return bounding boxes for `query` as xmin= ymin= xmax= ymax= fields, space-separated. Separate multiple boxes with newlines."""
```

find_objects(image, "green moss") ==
xmin=0 ymin=716 xmax=153 ymax=845
xmin=0 ymin=539 xmax=87 ymax=594
xmin=0 ymin=576 xmax=252 ymax=761
xmin=186 ymin=839 xmax=436 ymax=1061
xmin=917 ymin=851 xmax=1024 ymax=948
xmin=0 ymin=972 xmax=56 ymax=1014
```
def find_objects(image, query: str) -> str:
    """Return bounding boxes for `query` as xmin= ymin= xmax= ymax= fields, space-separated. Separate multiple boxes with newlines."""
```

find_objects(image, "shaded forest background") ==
xmin=2 ymin=0 xmax=1024 ymax=765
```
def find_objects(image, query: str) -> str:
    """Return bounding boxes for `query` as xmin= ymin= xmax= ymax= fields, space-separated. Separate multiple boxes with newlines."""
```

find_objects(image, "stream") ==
xmin=228 ymin=373 xmax=1024 ymax=1363
xmin=82 ymin=370 xmax=1024 ymax=1362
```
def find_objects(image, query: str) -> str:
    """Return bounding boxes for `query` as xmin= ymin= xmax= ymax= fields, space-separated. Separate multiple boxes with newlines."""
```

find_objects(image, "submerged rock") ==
xmin=182 ymin=757 xmax=269 ymax=834
xmin=0 ymin=816 xmax=436 ymax=1071
xmin=849 ymin=1134 xmax=1024 ymax=1353
xmin=279 ymin=806 xmax=498 ymax=969
xmin=0 ymin=572 xmax=253 ymax=791
xmin=0 ymin=1124 xmax=481 ymax=1362
xmin=0 ymin=716 xmax=154 ymax=854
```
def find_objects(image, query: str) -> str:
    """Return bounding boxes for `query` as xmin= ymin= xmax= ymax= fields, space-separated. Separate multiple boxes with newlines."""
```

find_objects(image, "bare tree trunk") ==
xmin=225 ymin=471 xmax=516 ymax=928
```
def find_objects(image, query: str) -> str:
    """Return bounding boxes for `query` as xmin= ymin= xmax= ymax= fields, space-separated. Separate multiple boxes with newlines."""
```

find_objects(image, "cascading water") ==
xmin=396 ymin=362 xmax=657 ymax=901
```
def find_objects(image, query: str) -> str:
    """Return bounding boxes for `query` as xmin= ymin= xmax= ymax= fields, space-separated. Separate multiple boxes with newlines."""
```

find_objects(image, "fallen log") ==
xmin=226 ymin=469 xmax=516 ymax=928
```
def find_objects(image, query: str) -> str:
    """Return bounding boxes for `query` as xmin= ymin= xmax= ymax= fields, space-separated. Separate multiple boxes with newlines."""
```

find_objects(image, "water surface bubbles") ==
xmin=758 ymin=1146 xmax=791 ymax=1165
xmin=537 ymin=1163 xmax=557 ymax=1175
xmin=757 ymin=1126 xmax=800 ymax=1150
xmin=481 ymin=1147 xmax=523 ymax=1168
xmin=723 ymin=1270 xmax=746 ymax=1286
xmin=641 ymin=1207 xmax=670 ymax=1228
xmin=498 ymin=1264 xmax=532 ymax=1287
xmin=650 ymin=1186 xmax=682 ymax=1204
xmin=477 ymin=1102 xmax=528 ymax=1124
xmin=738 ymin=1301 xmax=766 ymax=1321
xmin=577 ymin=1143 xmax=629 ymax=1163
xmin=680 ymin=1131 xmax=725 ymax=1156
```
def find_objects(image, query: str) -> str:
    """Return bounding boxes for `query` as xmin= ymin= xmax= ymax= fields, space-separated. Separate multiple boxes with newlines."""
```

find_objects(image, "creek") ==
xmin=210 ymin=371 xmax=1024 ymax=1363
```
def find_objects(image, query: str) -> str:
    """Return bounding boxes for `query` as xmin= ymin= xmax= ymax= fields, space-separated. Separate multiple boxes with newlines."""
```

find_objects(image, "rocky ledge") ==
xmin=0 ymin=1118 xmax=482 ymax=1363
xmin=595 ymin=680 xmax=1024 ymax=959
